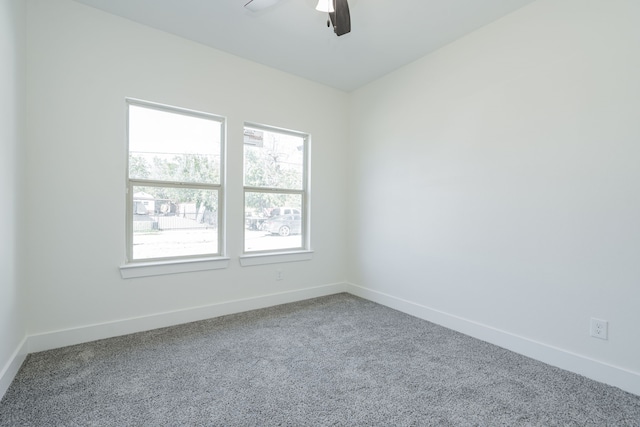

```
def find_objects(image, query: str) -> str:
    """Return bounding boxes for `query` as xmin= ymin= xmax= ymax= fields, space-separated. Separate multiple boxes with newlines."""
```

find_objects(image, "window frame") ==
xmin=124 ymin=98 xmax=227 ymax=268
xmin=241 ymin=122 xmax=311 ymax=258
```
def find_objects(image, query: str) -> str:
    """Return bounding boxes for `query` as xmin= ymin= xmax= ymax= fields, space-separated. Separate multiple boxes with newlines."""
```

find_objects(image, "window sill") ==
xmin=120 ymin=257 xmax=230 ymax=279
xmin=239 ymin=250 xmax=314 ymax=266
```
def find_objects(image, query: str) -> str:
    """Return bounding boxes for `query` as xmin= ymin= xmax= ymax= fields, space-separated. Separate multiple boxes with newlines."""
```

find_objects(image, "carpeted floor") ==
xmin=1 ymin=293 xmax=639 ymax=426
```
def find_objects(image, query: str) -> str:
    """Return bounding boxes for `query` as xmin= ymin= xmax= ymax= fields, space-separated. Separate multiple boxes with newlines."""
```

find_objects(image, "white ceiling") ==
xmin=71 ymin=0 xmax=537 ymax=92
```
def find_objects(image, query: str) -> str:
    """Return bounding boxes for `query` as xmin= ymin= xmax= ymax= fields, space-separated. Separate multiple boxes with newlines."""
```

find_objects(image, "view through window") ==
xmin=127 ymin=100 xmax=224 ymax=261
xmin=243 ymin=125 xmax=308 ymax=253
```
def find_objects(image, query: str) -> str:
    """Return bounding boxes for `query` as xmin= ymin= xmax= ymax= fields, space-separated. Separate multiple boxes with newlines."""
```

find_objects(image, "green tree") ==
xmin=129 ymin=155 xmax=151 ymax=179
xmin=130 ymin=153 xmax=220 ymax=223
xmin=161 ymin=154 xmax=219 ymax=221
xmin=244 ymin=136 xmax=303 ymax=214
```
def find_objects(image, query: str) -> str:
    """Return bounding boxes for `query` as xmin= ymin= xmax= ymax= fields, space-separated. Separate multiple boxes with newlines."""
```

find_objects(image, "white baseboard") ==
xmin=8 ymin=281 xmax=638 ymax=403
xmin=0 ymin=337 xmax=28 ymax=401
xmin=28 ymin=282 xmax=349 ymax=353
xmin=346 ymin=282 xmax=640 ymax=397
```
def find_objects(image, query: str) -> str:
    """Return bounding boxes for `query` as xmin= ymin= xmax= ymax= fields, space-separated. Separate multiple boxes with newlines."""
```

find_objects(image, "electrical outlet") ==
xmin=276 ymin=269 xmax=283 ymax=281
xmin=590 ymin=318 xmax=608 ymax=340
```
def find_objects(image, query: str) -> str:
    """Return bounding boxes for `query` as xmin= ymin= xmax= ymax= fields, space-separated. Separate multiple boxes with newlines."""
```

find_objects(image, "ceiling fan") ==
xmin=244 ymin=0 xmax=351 ymax=37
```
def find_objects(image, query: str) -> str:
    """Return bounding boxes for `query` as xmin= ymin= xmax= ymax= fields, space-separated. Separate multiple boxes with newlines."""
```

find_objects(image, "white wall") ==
xmin=0 ymin=0 xmax=27 ymax=394
xmin=17 ymin=0 xmax=640 ymax=397
xmin=25 ymin=0 xmax=348 ymax=338
xmin=349 ymin=0 xmax=640 ymax=391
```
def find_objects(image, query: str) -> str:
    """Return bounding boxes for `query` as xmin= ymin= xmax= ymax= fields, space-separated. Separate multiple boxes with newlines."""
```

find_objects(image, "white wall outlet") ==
xmin=590 ymin=318 xmax=608 ymax=340
xmin=276 ymin=269 xmax=283 ymax=281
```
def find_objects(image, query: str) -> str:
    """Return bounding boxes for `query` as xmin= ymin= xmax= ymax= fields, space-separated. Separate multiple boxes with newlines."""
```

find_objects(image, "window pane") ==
xmin=244 ymin=192 xmax=302 ymax=252
xmin=244 ymin=127 xmax=304 ymax=190
xmin=129 ymin=105 xmax=221 ymax=184
xmin=132 ymin=185 xmax=218 ymax=260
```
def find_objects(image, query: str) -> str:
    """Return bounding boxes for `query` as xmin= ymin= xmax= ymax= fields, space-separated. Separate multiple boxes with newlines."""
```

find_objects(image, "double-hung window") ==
xmin=243 ymin=124 xmax=309 ymax=254
xmin=125 ymin=99 xmax=225 ymax=263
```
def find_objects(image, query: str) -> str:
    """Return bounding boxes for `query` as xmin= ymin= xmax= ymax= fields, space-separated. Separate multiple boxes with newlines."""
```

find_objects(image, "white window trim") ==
xmin=242 ymin=122 xmax=311 ymax=256
xmin=239 ymin=250 xmax=314 ymax=267
xmin=124 ymin=98 xmax=227 ymax=270
xmin=120 ymin=257 xmax=230 ymax=279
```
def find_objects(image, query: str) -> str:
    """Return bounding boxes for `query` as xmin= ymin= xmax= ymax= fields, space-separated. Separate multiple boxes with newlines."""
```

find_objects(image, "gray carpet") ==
xmin=1 ymin=293 xmax=639 ymax=426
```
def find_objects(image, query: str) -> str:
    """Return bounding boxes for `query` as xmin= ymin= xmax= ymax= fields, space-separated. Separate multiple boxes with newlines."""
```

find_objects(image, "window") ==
xmin=243 ymin=124 xmax=309 ymax=254
xmin=126 ymin=99 xmax=225 ymax=264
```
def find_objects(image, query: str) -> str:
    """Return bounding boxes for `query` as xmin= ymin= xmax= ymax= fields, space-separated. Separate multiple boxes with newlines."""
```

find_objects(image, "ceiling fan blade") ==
xmin=244 ymin=0 xmax=282 ymax=12
xmin=329 ymin=0 xmax=351 ymax=36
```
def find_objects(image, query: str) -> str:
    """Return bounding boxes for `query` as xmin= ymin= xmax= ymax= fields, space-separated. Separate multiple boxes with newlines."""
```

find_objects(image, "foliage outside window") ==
xmin=243 ymin=124 xmax=309 ymax=253
xmin=126 ymin=99 xmax=224 ymax=262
